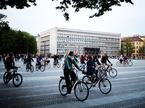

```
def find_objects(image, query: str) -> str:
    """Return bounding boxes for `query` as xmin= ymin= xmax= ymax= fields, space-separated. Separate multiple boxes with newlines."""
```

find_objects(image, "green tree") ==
xmin=0 ymin=13 xmax=9 ymax=30
xmin=0 ymin=14 xmax=37 ymax=54
xmin=21 ymin=31 xmax=37 ymax=54
xmin=121 ymin=38 xmax=134 ymax=57
xmin=0 ymin=0 xmax=36 ymax=9
xmin=139 ymin=42 xmax=145 ymax=58
xmin=0 ymin=29 xmax=37 ymax=54
xmin=0 ymin=0 xmax=133 ymax=20
xmin=0 ymin=14 xmax=10 ymax=53
xmin=120 ymin=44 xmax=124 ymax=55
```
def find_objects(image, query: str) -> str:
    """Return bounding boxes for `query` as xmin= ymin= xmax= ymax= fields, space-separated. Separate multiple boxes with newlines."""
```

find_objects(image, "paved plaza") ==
xmin=0 ymin=59 xmax=145 ymax=108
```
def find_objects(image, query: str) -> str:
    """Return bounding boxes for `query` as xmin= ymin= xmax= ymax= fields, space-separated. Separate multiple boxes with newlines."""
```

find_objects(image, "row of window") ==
xmin=57 ymin=36 xmax=119 ymax=43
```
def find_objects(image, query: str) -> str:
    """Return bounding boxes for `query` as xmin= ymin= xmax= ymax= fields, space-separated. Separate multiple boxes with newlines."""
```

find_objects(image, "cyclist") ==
xmin=101 ymin=53 xmax=112 ymax=70
xmin=123 ymin=55 xmax=129 ymax=64
xmin=86 ymin=56 xmax=95 ymax=75
xmin=93 ymin=54 xmax=101 ymax=66
xmin=26 ymin=53 xmax=34 ymax=69
xmin=63 ymin=51 xmax=82 ymax=94
xmin=80 ymin=55 xmax=87 ymax=64
xmin=86 ymin=55 xmax=100 ymax=82
xmin=53 ymin=54 xmax=59 ymax=65
xmin=44 ymin=56 xmax=50 ymax=66
xmin=119 ymin=54 xmax=124 ymax=64
xmin=36 ymin=55 xmax=42 ymax=69
xmin=80 ymin=55 xmax=87 ymax=70
xmin=5 ymin=53 xmax=15 ymax=72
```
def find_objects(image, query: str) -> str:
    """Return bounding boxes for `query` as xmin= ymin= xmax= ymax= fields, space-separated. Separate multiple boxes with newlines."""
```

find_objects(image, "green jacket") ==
xmin=64 ymin=56 xmax=81 ymax=71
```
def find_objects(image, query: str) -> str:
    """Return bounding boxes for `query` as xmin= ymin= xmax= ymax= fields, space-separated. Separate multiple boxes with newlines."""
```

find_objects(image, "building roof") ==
xmin=131 ymin=37 xmax=144 ymax=42
xmin=139 ymin=36 xmax=145 ymax=38
xmin=122 ymin=36 xmax=144 ymax=42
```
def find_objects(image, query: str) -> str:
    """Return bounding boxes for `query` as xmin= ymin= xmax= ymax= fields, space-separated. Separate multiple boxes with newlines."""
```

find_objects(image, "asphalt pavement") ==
xmin=0 ymin=59 xmax=145 ymax=108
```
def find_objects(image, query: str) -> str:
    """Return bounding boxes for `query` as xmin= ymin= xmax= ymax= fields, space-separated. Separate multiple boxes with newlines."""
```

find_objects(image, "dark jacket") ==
xmin=101 ymin=55 xmax=111 ymax=64
xmin=87 ymin=59 xmax=96 ymax=75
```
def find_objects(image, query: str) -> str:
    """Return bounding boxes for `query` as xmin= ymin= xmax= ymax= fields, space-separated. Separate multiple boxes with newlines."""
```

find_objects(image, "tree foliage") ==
xmin=0 ymin=13 xmax=37 ymax=54
xmin=139 ymin=42 xmax=145 ymax=57
xmin=0 ymin=0 xmax=36 ymax=9
xmin=0 ymin=29 xmax=37 ymax=54
xmin=54 ymin=0 xmax=133 ymax=20
xmin=121 ymin=38 xmax=134 ymax=57
xmin=0 ymin=0 xmax=133 ymax=20
xmin=0 ymin=13 xmax=10 ymax=31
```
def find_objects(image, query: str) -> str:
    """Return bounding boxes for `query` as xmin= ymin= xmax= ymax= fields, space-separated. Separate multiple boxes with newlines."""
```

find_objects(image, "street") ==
xmin=0 ymin=59 xmax=145 ymax=108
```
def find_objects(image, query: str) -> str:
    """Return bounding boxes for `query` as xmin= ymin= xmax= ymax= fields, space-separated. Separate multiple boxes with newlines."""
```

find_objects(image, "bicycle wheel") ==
xmin=109 ymin=68 xmax=117 ymax=78
xmin=40 ymin=65 xmax=45 ymax=72
xmin=30 ymin=65 xmax=34 ymax=72
xmin=116 ymin=61 xmax=121 ymax=67
xmin=74 ymin=81 xmax=89 ymax=101
xmin=58 ymin=78 xmax=68 ymax=96
xmin=82 ymin=76 xmax=92 ymax=89
xmin=99 ymin=78 xmax=111 ymax=94
xmin=26 ymin=65 xmax=29 ymax=72
xmin=47 ymin=63 xmax=51 ymax=68
xmin=128 ymin=61 xmax=133 ymax=66
xmin=98 ymin=67 xmax=107 ymax=79
xmin=35 ymin=64 xmax=39 ymax=71
xmin=57 ymin=63 xmax=61 ymax=68
xmin=3 ymin=72 xmax=10 ymax=84
xmin=12 ymin=73 xmax=23 ymax=87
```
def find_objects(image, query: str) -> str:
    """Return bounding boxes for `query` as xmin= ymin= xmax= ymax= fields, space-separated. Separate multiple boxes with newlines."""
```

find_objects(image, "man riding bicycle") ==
xmin=26 ymin=53 xmax=34 ymax=69
xmin=5 ymin=53 xmax=15 ymax=72
xmin=101 ymin=53 xmax=112 ymax=70
xmin=36 ymin=55 xmax=43 ymax=69
xmin=63 ymin=51 xmax=82 ymax=94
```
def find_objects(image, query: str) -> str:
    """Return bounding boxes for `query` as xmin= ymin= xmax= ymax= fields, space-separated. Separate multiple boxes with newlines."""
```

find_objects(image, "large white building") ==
xmin=37 ymin=27 xmax=121 ymax=56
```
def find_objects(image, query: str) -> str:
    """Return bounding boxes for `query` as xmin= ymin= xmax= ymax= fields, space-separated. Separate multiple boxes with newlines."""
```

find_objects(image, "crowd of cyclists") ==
xmin=0 ymin=51 xmax=132 ymax=101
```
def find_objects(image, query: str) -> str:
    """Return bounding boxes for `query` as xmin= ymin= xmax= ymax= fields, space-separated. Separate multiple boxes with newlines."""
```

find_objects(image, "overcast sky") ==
xmin=1 ymin=0 xmax=145 ymax=37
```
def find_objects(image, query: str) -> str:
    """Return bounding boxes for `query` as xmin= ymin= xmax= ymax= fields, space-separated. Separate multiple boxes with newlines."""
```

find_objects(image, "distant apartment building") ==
xmin=36 ymin=27 xmax=121 ymax=56
xmin=121 ymin=36 xmax=145 ymax=58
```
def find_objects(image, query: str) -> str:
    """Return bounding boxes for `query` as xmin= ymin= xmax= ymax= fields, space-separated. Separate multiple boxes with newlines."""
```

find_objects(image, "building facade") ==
xmin=121 ymin=36 xmax=145 ymax=58
xmin=37 ymin=27 xmax=121 ymax=56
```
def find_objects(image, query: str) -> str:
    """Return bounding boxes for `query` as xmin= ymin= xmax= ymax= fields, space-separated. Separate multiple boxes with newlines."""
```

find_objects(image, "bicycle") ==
xmin=79 ymin=63 xmax=86 ymax=71
xmin=3 ymin=66 xmax=23 ymax=87
xmin=44 ymin=59 xmax=51 ymax=68
xmin=82 ymin=71 xmax=112 ymax=94
xmin=26 ymin=63 xmax=34 ymax=72
xmin=35 ymin=62 xmax=45 ymax=72
xmin=116 ymin=59 xmax=133 ymax=67
xmin=53 ymin=61 xmax=61 ymax=68
xmin=98 ymin=64 xmax=117 ymax=78
xmin=58 ymin=69 xmax=89 ymax=101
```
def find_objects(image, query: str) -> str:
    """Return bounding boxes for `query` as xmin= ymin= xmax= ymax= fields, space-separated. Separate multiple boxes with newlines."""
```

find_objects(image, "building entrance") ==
xmin=83 ymin=47 xmax=100 ymax=55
